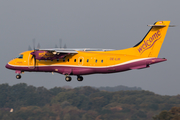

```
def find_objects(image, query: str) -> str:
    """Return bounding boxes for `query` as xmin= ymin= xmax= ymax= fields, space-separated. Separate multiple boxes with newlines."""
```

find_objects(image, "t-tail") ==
xmin=133 ymin=21 xmax=170 ymax=57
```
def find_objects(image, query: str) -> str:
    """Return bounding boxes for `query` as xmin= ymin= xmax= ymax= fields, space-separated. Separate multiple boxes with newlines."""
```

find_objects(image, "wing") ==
xmin=31 ymin=48 xmax=78 ymax=60
xmin=32 ymin=48 xmax=115 ymax=60
xmin=39 ymin=48 xmax=115 ymax=53
xmin=39 ymin=48 xmax=78 ymax=54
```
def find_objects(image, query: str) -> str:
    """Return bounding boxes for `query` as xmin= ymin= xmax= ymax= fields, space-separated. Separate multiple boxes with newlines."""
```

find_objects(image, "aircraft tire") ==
xmin=77 ymin=76 xmax=83 ymax=81
xmin=65 ymin=76 xmax=72 ymax=82
xmin=16 ymin=75 xmax=21 ymax=79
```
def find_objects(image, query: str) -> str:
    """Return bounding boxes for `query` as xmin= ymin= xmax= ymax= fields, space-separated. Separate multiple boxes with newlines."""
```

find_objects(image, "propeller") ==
xmin=32 ymin=39 xmax=37 ymax=69
xmin=29 ymin=39 xmax=40 ymax=69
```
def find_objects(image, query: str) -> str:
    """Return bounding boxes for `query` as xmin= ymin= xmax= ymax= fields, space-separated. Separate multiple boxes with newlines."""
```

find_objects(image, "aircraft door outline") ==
xmin=78 ymin=57 xmax=84 ymax=66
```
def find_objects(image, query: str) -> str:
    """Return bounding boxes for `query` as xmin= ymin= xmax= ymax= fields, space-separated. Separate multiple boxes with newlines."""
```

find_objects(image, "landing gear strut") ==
xmin=77 ymin=76 xmax=83 ymax=81
xmin=65 ymin=76 xmax=72 ymax=82
xmin=16 ymin=74 xmax=21 ymax=79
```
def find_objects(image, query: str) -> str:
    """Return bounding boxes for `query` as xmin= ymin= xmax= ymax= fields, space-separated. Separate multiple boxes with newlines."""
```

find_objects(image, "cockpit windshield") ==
xmin=16 ymin=54 xmax=23 ymax=59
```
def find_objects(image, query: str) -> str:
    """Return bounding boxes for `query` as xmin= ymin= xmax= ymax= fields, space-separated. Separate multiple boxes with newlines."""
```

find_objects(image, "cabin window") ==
xmin=16 ymin=54 xmax=23 ymax=59
xmin=67 ymin=59 xmax=69 ymax=62
xmin=74 ymin=59 xmax=76 ymax=62
xmin=63 ymin=59 xmax=65 ymax=62
xmin=95 ymin=59 xmax=97 ymax=63
xmin=80 ymin=59 xmax=82 ymax=62
xmin=101 ymin=60 xmax=103 ymax=63
xmin=57 ymin=59 xmax=59 ymax=62
xmin=87 ymin=59 xmax=89 ymax=62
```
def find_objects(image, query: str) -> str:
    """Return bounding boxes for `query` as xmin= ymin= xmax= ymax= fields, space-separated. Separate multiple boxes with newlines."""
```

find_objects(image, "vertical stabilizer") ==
xmin=134 ymin=21 xmax=170 ymax=57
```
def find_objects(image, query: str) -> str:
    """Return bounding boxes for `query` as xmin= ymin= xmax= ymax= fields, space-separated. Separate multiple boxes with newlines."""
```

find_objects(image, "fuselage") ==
xmin=5 ymin=50 xmax=166 ymax=75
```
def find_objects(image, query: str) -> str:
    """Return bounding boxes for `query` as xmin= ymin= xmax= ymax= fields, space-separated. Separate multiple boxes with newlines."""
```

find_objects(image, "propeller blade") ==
xmin=63 ymin=44 xmax=67 ymax=49
xmin=34 ymin=55 xmax=36 ymax=68
xmin=28 ymin=45 xmax=32 ymax=50
xmin=37 ymin=43 xmax=40 ymax=49
xmin=59 ymin=39 xmax=62 ymax=48
xmin=55 ymin=44 xmax=58 ymax=48
xmin=33 ymin=38 xmax=36 ymax=50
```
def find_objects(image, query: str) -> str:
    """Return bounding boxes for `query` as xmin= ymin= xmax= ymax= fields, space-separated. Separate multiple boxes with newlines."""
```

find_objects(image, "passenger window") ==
xmin=95 ymin=59 xmax=97 ymax=63
xmin=80 ymin=59 xmax=82 ymax=62
xmin=87 ymin=59 xmax=89 ymax=62
xmin=67 ymin=59 xmax=69 ymax=62
xmin=101 ymin=60 xmax=103 ymax=63
xmin=74 ymin=59 xmax=76 ymax=62
xmin=57 ymin=59 xmax=59 ymax=62
xmin=63 ymin=59 xmax=65 ymax=62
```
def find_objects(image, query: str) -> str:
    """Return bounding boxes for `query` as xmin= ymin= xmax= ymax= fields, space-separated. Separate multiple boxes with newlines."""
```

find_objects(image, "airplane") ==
xmin=6 ymin=21 xmax=172 ymax=82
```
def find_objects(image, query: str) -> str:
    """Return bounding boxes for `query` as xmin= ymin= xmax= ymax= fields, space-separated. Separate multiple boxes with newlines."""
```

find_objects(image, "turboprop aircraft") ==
xmin=6 ymin=21 xmax=171 ymax=82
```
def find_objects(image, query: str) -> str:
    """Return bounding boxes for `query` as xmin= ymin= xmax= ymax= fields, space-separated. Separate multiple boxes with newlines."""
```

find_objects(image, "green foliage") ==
xmin=97 ymin=85 xmax=142 ymax=92
xmin=0 ymin=83 xmax=180 ymax=120
xmin=153 ymin=107 xmax=180 ymax=120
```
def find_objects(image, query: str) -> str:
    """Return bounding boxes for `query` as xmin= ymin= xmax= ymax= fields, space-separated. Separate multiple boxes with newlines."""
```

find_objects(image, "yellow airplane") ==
xmin=6 ymin=21 xmax=171 ymax=82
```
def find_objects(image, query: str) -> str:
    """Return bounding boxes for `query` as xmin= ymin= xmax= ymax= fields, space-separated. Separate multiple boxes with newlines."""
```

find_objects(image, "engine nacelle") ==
xmin=31 ymin=51 xmax=68 ymax=60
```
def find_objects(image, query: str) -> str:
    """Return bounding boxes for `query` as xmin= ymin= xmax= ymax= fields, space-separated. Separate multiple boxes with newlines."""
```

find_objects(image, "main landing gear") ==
xmin=77 ymin=75 xmax=83 ymax=81
xmin=65 ymin=75 xmax=83 ymax=82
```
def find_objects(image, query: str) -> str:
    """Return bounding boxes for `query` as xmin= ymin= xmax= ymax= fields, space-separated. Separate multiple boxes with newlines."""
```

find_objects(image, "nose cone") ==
xmin=5 ymin=59 xmax=15 ymax=70
xmin=5 ymin=63 xmax=11 ymax=69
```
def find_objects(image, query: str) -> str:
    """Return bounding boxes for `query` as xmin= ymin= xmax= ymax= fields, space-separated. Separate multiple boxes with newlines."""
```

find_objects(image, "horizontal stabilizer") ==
xmin=148 ymin=25 xmax=175 ymax=27
xmin=147 ymin=25 xmax=166 ymax=27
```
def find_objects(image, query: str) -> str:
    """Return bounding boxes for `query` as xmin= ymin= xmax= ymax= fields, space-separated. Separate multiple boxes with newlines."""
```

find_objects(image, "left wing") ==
xmin=39 ymin=48 xmax=78 ymax=54
xmin=31 ymin=48 xmax=115 ymax=60
xmin=31 ymin=48 xmax=78 ymax=60
xmin=39 ymin=48 xmax=115 ymax=53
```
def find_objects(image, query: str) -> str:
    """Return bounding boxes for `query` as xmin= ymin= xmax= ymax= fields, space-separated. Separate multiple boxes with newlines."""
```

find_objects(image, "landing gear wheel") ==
xmin=16 ymin=75 xmax=21 ymax=79
xmin=65 ymin=76 xmax=72 ymax=82
xmin=77 ymin=76 xmax=83 ymax=81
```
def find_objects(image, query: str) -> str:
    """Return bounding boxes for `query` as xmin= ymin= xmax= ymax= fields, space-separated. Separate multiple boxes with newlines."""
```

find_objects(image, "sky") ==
xmin=1 ymin=0 xmax=180 ymax=95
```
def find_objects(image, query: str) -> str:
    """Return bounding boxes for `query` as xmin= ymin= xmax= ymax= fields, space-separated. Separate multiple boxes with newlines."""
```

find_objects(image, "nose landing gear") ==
xmin=16 ymin=74 xmax=21 ymax=79
xmin=15 ymin=70 xmax=23 ymax=79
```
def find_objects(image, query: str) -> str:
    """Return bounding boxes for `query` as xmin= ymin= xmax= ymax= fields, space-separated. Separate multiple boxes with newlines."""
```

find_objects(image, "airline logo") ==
xmin=138 ymin=30 xmax=161 ymax=54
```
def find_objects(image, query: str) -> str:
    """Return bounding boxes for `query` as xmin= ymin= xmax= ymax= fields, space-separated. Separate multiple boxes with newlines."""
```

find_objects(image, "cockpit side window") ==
xmin=16 ymin=54 xmax=23 ymax=59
